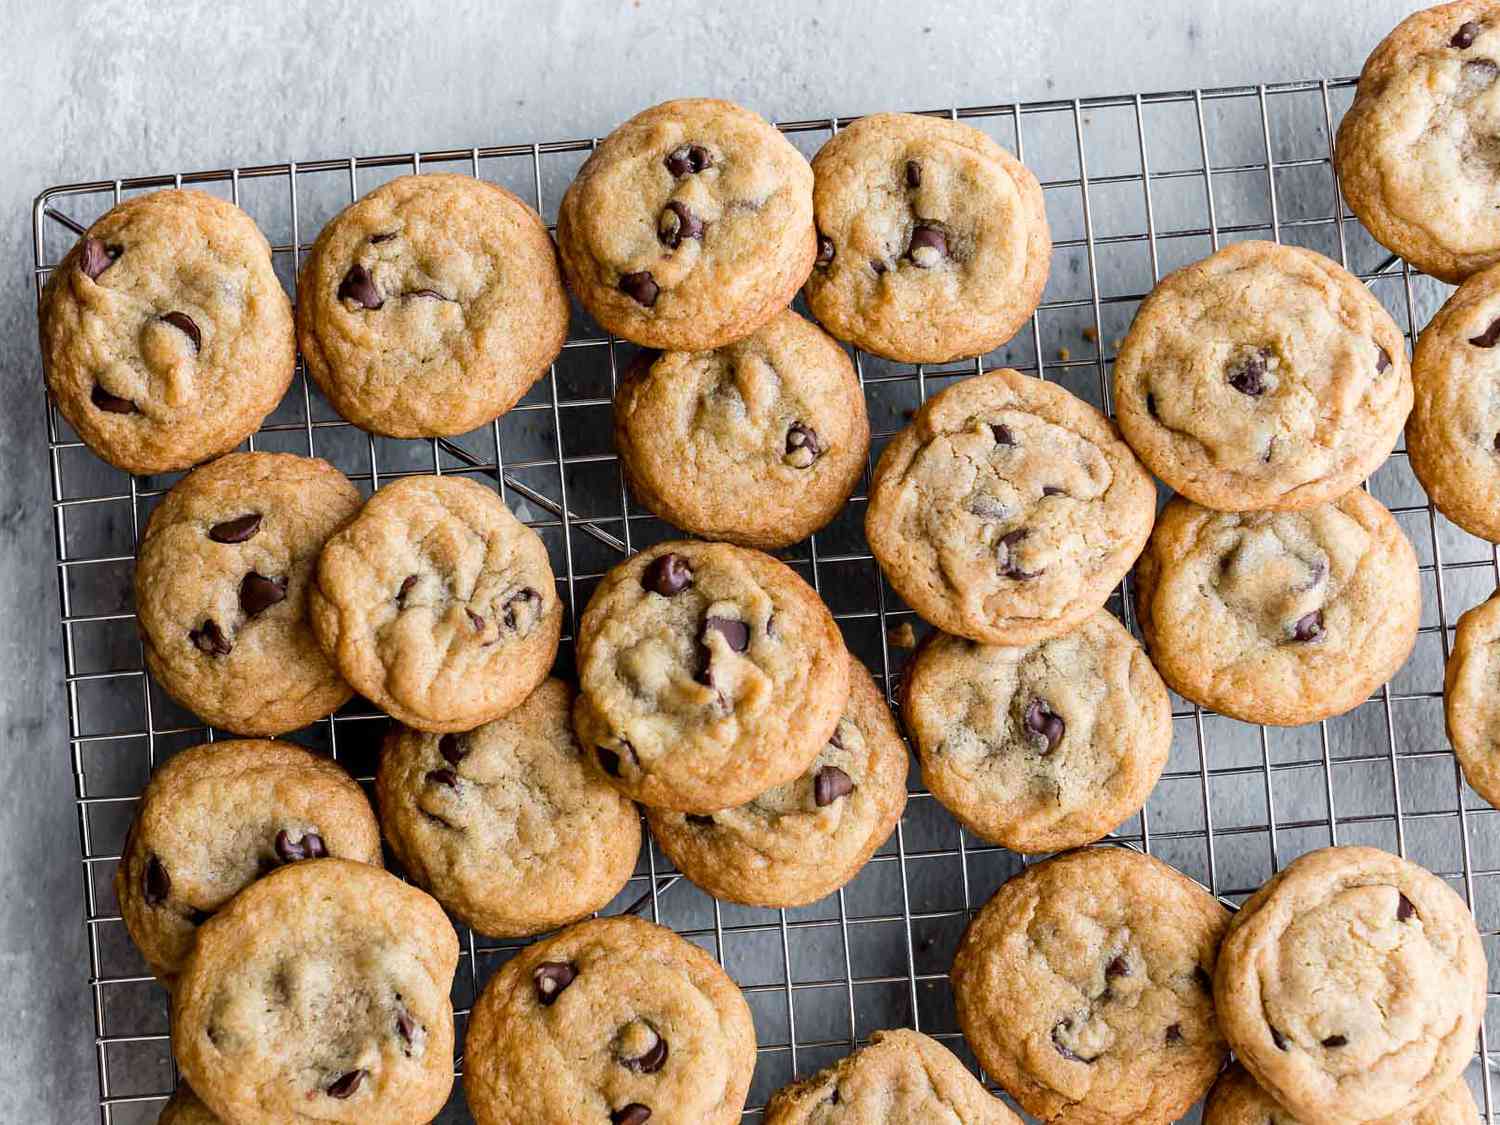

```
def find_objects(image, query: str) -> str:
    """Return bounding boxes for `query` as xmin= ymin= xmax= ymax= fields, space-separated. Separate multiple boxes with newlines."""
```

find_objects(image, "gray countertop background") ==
xmin=0 ymin=1 xmax=1436 ymax=1119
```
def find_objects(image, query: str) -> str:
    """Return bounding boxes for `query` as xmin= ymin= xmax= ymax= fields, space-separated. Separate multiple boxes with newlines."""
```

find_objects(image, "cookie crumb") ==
xmin=889 ymin=622 xmax=917 ymax=649
xmin=1058 ymin=347 xmax=1072 ymax=362
xmin=1083 ymin=326 xmax=1099 ymax=343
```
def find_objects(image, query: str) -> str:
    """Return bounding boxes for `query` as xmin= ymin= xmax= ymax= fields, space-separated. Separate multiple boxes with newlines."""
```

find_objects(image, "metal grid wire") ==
xmin=30 ymin=76 xmax=1500 ymax=1123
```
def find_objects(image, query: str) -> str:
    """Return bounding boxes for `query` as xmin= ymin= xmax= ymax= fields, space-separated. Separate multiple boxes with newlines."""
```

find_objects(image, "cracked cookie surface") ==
xmin=902 ymin=611 xmax=1170 ymax=854
xmin=951 ymin=847 xmax=1230 ymax=1125
xmin=574 ymin=539 xmax=848 ymax=812
xmin=557 ymin=98 xmax=815 ymax=351
xmin=763 ymin=1027 xmax=1021 ymax=1124
xmin=38 ymin=188 xmax=294 ymax=474
xmin=1214 ymin=846 xmax=1487 ymax=1125
xmin=116 ymin=739 xmax=381 ymax=980
xmin=1113 ymin=241 xmax=1410 ymax=511
xmin=1134 ymin=489 xmax=1420 ymax=726
xmin=647 ymin=657 xmax=906 ymax=907
xmin=1408 ymin=262 xmax=1500 ymax=542
xmin=614 ymin=309 xmax=869 ymax=549
xmin=1445 ymin=589 xmax=1500 ymax=809
xmin=1337 ymin=2 xmax=1500 ymax=283
xmin=804 ymin=112 xmax=1051 ymax=364
xmin=376 ymin=678 xmax=641 ymax=937
xmin=297 ymin=173 xmax=567 ymax=437
xmin=1203 ymin=1065 xmax=1479 ymax=1125
xmin=463 ymin=915 xmax=756 ymax=1125
xmin=136 ymin=452 xmax=361 ymax=735
xmin=866 ymin=368 xmax=1156 ymax=645
xmin=310 ymin=475 xmax=561 ymax=732
xmin=172 ymin=859 xmax=458 ymax=1125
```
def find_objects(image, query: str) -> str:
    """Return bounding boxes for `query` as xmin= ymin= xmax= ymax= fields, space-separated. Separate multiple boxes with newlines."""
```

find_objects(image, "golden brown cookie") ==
xmin=1445 ymin=589 xmax=1500 ymax=809
xmin=1203 ymin=1065 xmax=1479 ymax=1125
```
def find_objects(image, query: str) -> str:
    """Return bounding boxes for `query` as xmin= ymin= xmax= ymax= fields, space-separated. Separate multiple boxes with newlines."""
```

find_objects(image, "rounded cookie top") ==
xmin=297 ymin=173 xmax=568 ymax=438
xmin=574 ymin=539 xmax=849 ymax=813
xmin=902 ymin=611 xmax=1171 ymax=854
xmin=804 ymin=112 xmax=1051 ymax=364
xmin=1445 ymin=589 xmax=1500 ymax=808
xmin=171 ymin=859 xmax=458 ymax=1125
xmin=1134 ymin=490 xmax=1420 ymax=726
xmin=158 ymin=1084 xmax=223 ymax=1124
xmin=613 ymin=309 xmax=869 ymax=549
xmin=556 ymin=98 xmax=815 ymax=350
xmin=376 ymin=678 xmax=642 ymax=938
xmin=952 ymin=847 xmax=1230 ymax=1125
xmin=38 ymin=188 xmax=294 ymax=475
xmin=1215 ymin=846 xmax=1487 ymax=1125
xmin=1408 ymin=263 xmax=1500 ymax=542
xmin=114 ymin=739 xmax=381 ymax=980
xmin=865 ymin=368 xmax=1156 ymax=645
xmin=647 ymin=657 xmax=907 ymax=907
xmin=1203 ymin=1065 xmax=1479 ymax=1125
xmin=310 ymin=474 xmax=561 ymax=732
xmin=1113 ymin=241 xmax=1411 ymax=511
xmin=136 ymin=452 xmax=361 ymax=736
xmin=463 ymin=915 xmax=756 ymax=1125
xmin=1336 ymin=2 xmax=1500 ymax=284
xmin=763 ymin=1027 xmax=1021 ymax=1125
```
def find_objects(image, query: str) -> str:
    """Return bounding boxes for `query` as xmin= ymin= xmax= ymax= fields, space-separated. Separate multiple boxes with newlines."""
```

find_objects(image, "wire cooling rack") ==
xmin=31 ymin=76 xmax=1500 ymax=1123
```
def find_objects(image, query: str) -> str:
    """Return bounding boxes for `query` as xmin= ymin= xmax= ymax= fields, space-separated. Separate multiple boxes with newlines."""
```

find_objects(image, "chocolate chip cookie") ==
xmin=866 ymin=368 xmax=1156 ymax=645
xmin=646 ymin=657 xmax=906 ymax=907
xmin=376 ymin=678 xmax=641 ymax=937
xmin=1445 ymin=589 xmax=1500 ymax=808
xmin=1203 ymin=1065 xmax=1479 ymax=1125
xmin=158 ymin=1084 xmax=222 ymax=1124
xmin=136 ymin=452 xmax=360 ymax=735
xmin=951 ymin=847 xmax=1231 ymax=1125
xmin=172 ymin=858 xmax=456 ymax=1125
xmin=763 ymin=1027 xmax=1021 ymax=1124
xmin=1215 ymin=846 xmax=1487 ymax=1125
xmin=613 ymin=309 xmax=869 ymax=549
xmin=463 ymin=914 xmax=756 ymax=1125
xmin=38 ymin=188 xmax=294 ymax=475
xmin=804 ymin=112 xmax=1051 ymax=364
xmin=574 ymin=539 xmax=849 ymax=813
xmin=1337 ymin=2 xmax=1500 ymax=284
xmin=902 ymin=611 xmax=1171 ymax=854
xmin=310 ymin=474 xmax=561 ymax=732
xmin=1134 ymin=489 xmax=1421 ymax=726
xmin=1408 ymin=263 xmax=1500 ymax=541
xmin=556 ymin=98 xmax=816 ymax=351
xmin=115 ymin=739 xmax=381 ymax=980
xmin=297 ymin=173 xmax=568 ymax=437
xmin=1113 ymin=241 xmax=1411 ymax=511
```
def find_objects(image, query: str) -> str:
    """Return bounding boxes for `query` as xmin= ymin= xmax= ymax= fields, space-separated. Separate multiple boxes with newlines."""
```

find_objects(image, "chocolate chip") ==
xmin=620 ymin=270 xmax=659 ymax=307
xmin=1165 ymin=1023 xmax=1183 ymax=1043
xmin=597 ymin=746 xmax=622 ymax=777
xmin=1375 ymin=344 xmax=1392 ymax=373
xmin=534 ymin=961 xmax=577 ymax=1004
xmin=370 ymin=231 xmax=398 ymax=244
xmin=785 ymin=422 xmax=822 ymax=468
xmin=337 ymin=263 xmax=383 ymax=310
xmin=612 ymin=1106 xmax=652 ymax=1125
xmin=621 ymin=1027 xmax=669 ymax=1073
xmin=813 ymin=765 xmax=854 ymax=807
xmin=686 ymin=813 xmax=715 ymax=828
xmin=1321 ymin=1034 xmax=1348 ymax=1048
xmin=1227 ymin=348 xmax=1271 ymax=396
xmin=1146 ymin=392 xmax=1158 ymax=418
xmin=871 ymin=259 xmax=888 ymax=275
xmin=90 ymin=383 xmax=136 ymax=414
xmin=156 ymin=311 xmax=203 ymax=353
xmin=1024 ymin=699 xmax=1065 ymax=753
xmin=1105 ymin=955 xmax=1130 ymax=979
xmin=908 ymin=223 xmax=947 ymax=268
xmin=1397 ymin=892 xmax=1417 ymax=922
xmin=828 ymin=728 xmax=846 ymax=750
xmin=1463 ymin=58 xmax=1500 ymax=88
xmin=79 ymin=237 xmax=119 ymax=281
xmin=1042 ymin=485 xmax=1065 ymax=496
xmin=208 ymin=514 xmax=261 ymax=543
xmin=1454 ymin=20 xmax=1482 ymax=48
xmin=467 ymin=608 xmax=486 ymax=633
xmin=703 ymin=616 xmax=750 ymax=653
xmin=274 ymin=829 xmax=327 ymax=864
xmin=239 ymin=571 xmax=287 ymax=617
xmin=1051 ymin=1021 xmax=1089 ymax=1063
xmin=326 ymin=1070 xmax=365 ymax=1099
xmin=425 ymin=768 xmax=458 ymax=788
xmin=992 ymin=423 xmax=1016 ymax=446
xmin=1493 ymin=432 xmax=1500 ymax=453
xmin=397 ymin=574 xmax=418 ymax=605
xmin=189 ymin=619 xmax=232 ymax=656
xmin=968 ymin=495 xmax=1011 ymax=520
xmin=1292 ymin=610 xmax=1325 ymax=643
xmin=997 ymin=528 xmax=1039 ymax=581
xmin=1469 ymin=317 xmax=1500 ymax=347
xmin=396 ymin=1009 xmax=415 ymax=1046
xmin=1270 ymin=1026 xmax=1288 ymax=1051
xmin=503 ymin=587 xmax=542 ymax=630
xmin=439 ymin=734 xmax=466 ymax=767
xmin=1193 ymin=965 xmax=1212 ymax=991
xmin=816 ymin=234 xmax=835 ymax=267
xmin=144 ymin=855 xmax=170 ymax=905
xmin=658 ymin=201 xmax=705 ymax=249
xmin=642 ymin=553 xmax=692 ymax=596
xmin=189 ymin=908 xmax=211 ymax=926
xmin=905 ymin=160 xmax=922 ymax=188
xmin=665 ymin=144 xmax=711 ymax=176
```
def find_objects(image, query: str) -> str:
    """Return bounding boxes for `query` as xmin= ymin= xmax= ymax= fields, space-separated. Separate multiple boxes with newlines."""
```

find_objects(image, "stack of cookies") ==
xmin=33 ymin=4 xmax=1500 ymax=1120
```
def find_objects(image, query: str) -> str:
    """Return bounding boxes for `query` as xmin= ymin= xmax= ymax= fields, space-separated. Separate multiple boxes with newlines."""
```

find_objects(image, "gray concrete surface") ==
xmin=0 ymin=0 xmax=1432 ymax=1119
